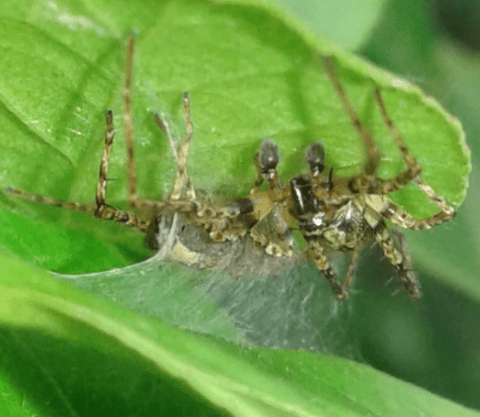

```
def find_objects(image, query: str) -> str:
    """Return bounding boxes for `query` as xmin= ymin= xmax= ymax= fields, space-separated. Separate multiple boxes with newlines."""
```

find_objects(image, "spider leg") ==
xmin=152 ymin=95 xmax=253 ymax=242
xmin=365 ymin=89 xmax=423 ymax=194
xmin=121 ymin=34 xmax=195 ymax=215
xmin=150 ymin=93 xmax=260 ymax=246
xmin=343 ymin=250 xmax=360 ymax=291
xmin=415 ymin=178 xmax=456 ymax=218
xmin=93 ymin=110 xmax=149 ymax=230
xmin=373 ymin=220 xmax=420 ymax=298
xmin=121 ymin=33 xmax=165 ymax=212
xmin=154 ymin=93 xmax=196 ymax=201
xmin=6 ymin=187 xmax=96 ymax=216
xmin=309 ymin=240 xmax=349 ymax=299
xmin=142 ymin=93 xmax=214 ymax=216
xmin=81 ymin=32 xmax=194 ymax=229
xmin=101 ymin=32 xmax=193 ymax=226
xmin=382 ymin=191 xmax=455 ymax=230
xmin=322 ymin=56 xmax=381 ymax=177
xmin=124 ymin=32 xmax=138 ymax=207
xmin=94 ymin=110 xmax=115 ymax=212
xmin=179 ymin=92 xmax=195 ymax=200
xmin=117 ymin=35 xmax=251 ymax=241
xmin=251 ymin=138 xmax=281 ymax=193
xmin=7 ymin=110 xmax=149 ymax=232
xmin=373 ymin=89 xmax=456 ymax=222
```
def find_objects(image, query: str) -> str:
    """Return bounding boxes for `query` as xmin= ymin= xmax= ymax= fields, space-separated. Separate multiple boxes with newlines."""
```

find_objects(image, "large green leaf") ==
xmin=1 ymin=252 xmax=479 ymax=417
xmin=0 ymin=0 xmax=474 ymax=415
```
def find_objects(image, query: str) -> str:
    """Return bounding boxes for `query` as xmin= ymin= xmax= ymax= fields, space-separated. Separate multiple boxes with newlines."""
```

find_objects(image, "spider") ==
xmin=251 ymin=57 xmax=457 ymax=300
xmin=246 ymin=57 xmax=457 ymax=299
xmin=6 ymin=34 xmax=457 ymax=300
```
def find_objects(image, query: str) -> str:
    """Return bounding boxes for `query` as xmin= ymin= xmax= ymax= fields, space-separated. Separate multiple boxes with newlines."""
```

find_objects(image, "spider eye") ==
xmin=305 ymin=141 xmax=325 ymax=176
xmin=258 ymin=138 xmax=280 ymax=177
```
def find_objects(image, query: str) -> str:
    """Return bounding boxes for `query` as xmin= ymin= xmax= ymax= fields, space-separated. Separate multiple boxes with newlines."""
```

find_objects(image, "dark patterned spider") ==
xmin=6 ymin=34 xmax=456 ymax=299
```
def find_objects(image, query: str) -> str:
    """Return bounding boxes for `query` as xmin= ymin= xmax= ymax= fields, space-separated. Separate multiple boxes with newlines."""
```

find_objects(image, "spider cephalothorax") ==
xmin=6 ymin=34 xmax=457 ymax=300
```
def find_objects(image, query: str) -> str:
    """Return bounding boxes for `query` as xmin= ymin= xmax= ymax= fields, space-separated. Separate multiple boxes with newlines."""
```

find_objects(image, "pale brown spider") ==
xmin=6 ymin=34 xmax=456 ymax=299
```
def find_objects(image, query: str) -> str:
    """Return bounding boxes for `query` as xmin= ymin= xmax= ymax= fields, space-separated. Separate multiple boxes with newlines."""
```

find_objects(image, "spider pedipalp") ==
xmin=305 ymin=141 xmax=326 ymax=178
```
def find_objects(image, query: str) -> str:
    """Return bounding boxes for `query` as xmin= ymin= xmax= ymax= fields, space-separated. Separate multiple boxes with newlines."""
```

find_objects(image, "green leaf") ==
xmin=0 ymin=0 xmax=474 ymax=415
xmin=1 ymin=252 xmax=479 ymax=417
